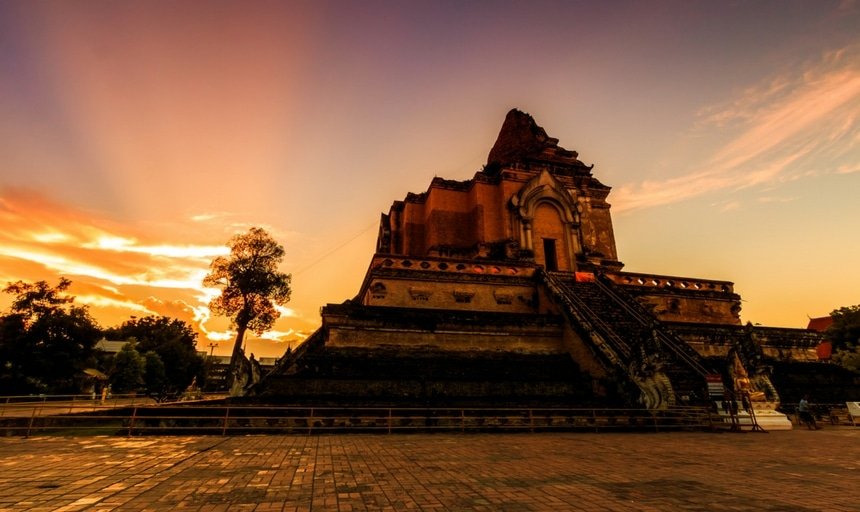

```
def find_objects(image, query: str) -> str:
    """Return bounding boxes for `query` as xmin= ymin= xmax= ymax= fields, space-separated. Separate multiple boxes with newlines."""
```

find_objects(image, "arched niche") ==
xmin=511 ymin=170 xmax=582 ymax=271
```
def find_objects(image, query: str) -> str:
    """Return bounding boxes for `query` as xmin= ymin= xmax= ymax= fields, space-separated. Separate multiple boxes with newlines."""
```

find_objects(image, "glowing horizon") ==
xmin=1 ymin=1 xmax=858 ymax=357
xmin=0 ymin=189 xmax=315 ymax=355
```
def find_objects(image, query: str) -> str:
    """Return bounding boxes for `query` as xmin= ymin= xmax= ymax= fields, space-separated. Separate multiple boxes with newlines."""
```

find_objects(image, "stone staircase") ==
xmin=541 ymin=271 xmax=716 ymax=409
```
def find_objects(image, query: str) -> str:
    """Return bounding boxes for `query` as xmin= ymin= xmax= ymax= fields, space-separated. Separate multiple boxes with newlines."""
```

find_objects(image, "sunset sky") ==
xmin=1 ymin=1 xmax=858 ymax=358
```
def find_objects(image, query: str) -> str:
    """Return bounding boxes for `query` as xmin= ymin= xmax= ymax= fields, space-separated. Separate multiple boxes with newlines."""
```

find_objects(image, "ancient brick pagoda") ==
xmin=255 ymin=109 xmax=823 ymax=421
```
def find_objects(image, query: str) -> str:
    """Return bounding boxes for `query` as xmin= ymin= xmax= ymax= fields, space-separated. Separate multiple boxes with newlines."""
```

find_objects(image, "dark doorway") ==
xmin=543 ymin=238 xmax=558 ymax=271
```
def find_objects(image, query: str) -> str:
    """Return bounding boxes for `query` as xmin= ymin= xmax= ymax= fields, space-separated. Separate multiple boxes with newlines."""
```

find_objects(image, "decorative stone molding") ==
xmin=452 ymin=290 xmax=475 ymax=303
xmin=608 ymin=272 xmax=734 ymax=294
xmin=511 ymin=170 xmax=580 ymax=225
xmin=493 ymin=290 xmax=514 ymax=305
xmin=408 ymin=287 xmax=432 ymax=301
xmin=369 ymin=282 xmax=387 ymax=299
xmin=510 ymin=169 xmax=583 ymax=266
xmin=374 ymin=256 xmax=528 ymax=276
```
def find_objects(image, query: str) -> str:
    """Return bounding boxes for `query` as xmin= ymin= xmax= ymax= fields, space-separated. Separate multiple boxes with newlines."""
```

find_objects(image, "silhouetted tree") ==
xmin=828 ymin=305 xmax=860 ymax=374
xmin=203 ymin=227 xmax=291 ymax=386
xmin=110 ymin=342 xmax=145 ymax=393
xmin=143 ymin=351 xmax=168 ymax=399
xmin=0 ymin=278 xmax=100 ymax=393
xmin=104 ymin=316 xmax=204 ymax=395
xmin=828 ymin=305 xmax=860 ymax=351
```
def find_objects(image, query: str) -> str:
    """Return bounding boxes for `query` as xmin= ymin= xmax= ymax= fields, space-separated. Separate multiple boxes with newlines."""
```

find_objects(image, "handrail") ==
xmin=595 ymin=280 xmax=766 ymax=418
xmin=592 ymin=275 xmax=712 ymax=377
xmin=542 ymin=271 xmax=630 ymax=363
xmin=0 ymin=392 xmax=226 ymax=405
xmin=0 ymin=404 xmax=720 ymax=436
xmin=564 ymin=287 xmax=633 ymax=359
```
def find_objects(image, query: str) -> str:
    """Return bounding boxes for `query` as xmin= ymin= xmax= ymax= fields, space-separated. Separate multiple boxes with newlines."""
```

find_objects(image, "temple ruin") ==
xmin=254 ymin=109 xmax=825 ymax=426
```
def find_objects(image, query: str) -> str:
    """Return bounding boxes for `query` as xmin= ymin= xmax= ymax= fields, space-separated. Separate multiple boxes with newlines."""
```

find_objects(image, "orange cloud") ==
xmin=0 ymin=189 xmax=302 ymax=357
xmin=613 ymin=44 xmax=860 ymax=213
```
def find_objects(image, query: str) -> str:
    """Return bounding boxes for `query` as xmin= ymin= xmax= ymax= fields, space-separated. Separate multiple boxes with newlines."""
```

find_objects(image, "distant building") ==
xmin=807 ymin=316 xmax=833 ymax=332
xmin=206 ymin=354 xmax=278 ymax=392
xmin=94 ymin=339 xmax=127 ymax=354
xmin=807 ymin=316 xmax=834 ymax=360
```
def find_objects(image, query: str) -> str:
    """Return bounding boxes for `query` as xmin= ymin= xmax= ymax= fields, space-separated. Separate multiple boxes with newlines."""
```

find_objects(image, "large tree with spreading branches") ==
xmin=203 ymin=227 xmax=291 ymax=385
xmin=0 ymin=278 xmax=100 ymax=393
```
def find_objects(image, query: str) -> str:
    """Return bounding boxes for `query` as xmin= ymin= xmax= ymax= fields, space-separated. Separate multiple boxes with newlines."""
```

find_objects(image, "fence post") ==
xmin=26 ymin=407 xmax=37 ymax=438
xmin=529 ymin=409 xmax=534 ymax=433
xmin=388 ymin=408 xmax=393 ymax=435
xmin=128 ymin=407 xmax=138 ymax=436
xmin=222 ymin=407 xmax=230 ymax=436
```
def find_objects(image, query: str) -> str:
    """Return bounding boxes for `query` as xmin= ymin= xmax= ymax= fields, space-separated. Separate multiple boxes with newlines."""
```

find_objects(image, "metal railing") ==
xmin=0 ymin=403 xmax=721 ymax=437
xmin=0 ymin=393 xmax=228 ymax=418
xmin=0 ymin=394 xmax=154 ymax=416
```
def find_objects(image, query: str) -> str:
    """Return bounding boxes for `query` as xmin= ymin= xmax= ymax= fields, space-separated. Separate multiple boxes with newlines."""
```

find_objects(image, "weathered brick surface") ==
xmin=1 ymin=429 xmax=857 ymax=511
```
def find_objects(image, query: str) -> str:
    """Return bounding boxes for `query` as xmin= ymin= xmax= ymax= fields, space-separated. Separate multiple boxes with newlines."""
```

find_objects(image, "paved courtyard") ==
xmin=0 ymin=429 xmax=857 ymax=511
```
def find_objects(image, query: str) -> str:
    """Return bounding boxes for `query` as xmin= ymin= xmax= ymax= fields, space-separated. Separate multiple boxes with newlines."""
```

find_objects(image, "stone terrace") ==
xmin=0 ymin=429 xmax=857 ymax=511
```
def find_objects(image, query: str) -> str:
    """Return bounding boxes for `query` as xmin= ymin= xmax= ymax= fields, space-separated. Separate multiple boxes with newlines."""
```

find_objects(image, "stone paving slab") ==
xmin=0 ymin=429 xmax=857 ymax=511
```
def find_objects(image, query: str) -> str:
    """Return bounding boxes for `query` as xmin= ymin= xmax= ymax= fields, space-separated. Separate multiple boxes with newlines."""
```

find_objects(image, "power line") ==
xmin=293 ymin=220 xmax=378 ymax=276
